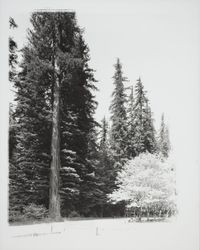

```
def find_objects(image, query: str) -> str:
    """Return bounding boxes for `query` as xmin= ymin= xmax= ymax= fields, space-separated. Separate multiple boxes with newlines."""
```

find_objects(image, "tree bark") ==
xmin=138 ymin=207 xmax=142 ymax=222
xmin=147 ymin=208 xmax=150 ymax=221
xmin=49 ymin=62 xmax=61 ymax=220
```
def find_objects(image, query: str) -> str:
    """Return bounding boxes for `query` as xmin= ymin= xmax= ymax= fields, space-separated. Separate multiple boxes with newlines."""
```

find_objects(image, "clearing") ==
xmin=0 ymin=217 xmax=198 ymax=250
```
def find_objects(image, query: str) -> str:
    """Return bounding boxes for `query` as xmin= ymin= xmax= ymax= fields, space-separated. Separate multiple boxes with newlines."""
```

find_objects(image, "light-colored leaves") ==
xmin=108 ymin=153 xmax=176 ymax=209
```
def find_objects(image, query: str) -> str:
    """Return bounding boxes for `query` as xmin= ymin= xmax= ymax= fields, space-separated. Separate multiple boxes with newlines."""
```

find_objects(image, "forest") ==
xmin=9 ymin=12 xmax=175 ymax=223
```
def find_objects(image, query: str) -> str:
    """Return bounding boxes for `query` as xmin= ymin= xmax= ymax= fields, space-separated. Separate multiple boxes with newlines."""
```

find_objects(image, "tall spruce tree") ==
xmin=59 ymin=31 xmax=98 ymax=216
xmin=79 ymin=125 xmax=105 ymax=216
xmin=109 ymin=58 xmax=128 ymax=166
xmin=132 ymin=77 xmax=156 ymax=155
xmin=96 ymin=117 xmax=116 ymax=216
xmin=13 ymin=47 xmax=52 ymax=209
xmin=9 ymin=17 xmax=18 ymax=82
xmin=127 ymin=86 xmax=136 ymax=158
xmin=10 ymin=12 xmax=98 ymax=220
xmin=158 ymin=113 xmax=171 ymax=158
xmin=143 ymin=100 xmax=157 ymax=154
xmin=9 ymin=17 xmax=18 ymax=161
xmin=9 ymin=17 xmax=22 ymax=219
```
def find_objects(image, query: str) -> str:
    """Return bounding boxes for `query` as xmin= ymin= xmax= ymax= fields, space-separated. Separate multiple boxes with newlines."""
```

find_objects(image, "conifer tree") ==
xmin=8 ymin=17 xmax=23 ymax=219
xmin=143 ymin=101 xmax=157 ymax=154
xmin=98 ymin=117 xmax=110 ymax=175
xmin=96 ymin=117 xmax=116 ymax=216
xmin=9 ymin=17 xmax=18 ymax=82
xmin=59 ymin=30 xmax=98 ymax=216
xmin=132 ymin=78 xmax=156 ymax=155
xmin=79 ymin=126 xmax=105 ymax=216
xmin=9 ymin=17 xmax=18 ymax=161
xmin=10 ymin=12 xmax=98 ymax=220
xmin=158 ymin=114 xmax=171 ymax=158
xmin=132 ymin=77 xmax=146 ymax=154
xmin=109 ymin=58 xmax=128 ymax=166
xmin=100 ymin=117 xmax=108 ymax=148
xmin=127 ymin=86 xmax=136 ymax=158
xmin=13 ymin=54 xmax=52 ymax=208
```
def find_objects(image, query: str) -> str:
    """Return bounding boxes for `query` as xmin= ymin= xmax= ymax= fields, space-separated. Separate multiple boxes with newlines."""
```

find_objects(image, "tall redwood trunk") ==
xmin=49 ymin=66 xmax=61 ymax=219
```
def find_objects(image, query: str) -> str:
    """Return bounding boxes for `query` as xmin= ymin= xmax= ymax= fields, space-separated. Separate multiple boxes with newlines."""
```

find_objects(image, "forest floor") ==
xmin=1 ymin=217 xmax=198 ymax=250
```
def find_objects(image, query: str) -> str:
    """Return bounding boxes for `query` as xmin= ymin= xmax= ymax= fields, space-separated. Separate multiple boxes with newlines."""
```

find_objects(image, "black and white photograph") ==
xmin=0 ymin=0 xmax=199 ymax=249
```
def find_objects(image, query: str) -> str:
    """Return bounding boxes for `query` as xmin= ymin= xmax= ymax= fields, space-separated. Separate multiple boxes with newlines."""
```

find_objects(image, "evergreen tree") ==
xmin=158 ymin=114 xmax=171 ymax=158
xmin=9 ymin=17 xmax=18 ymax=82
xmin=95 ymin=117 xmax=116 ymax=216
xmin=8 ymin=17 xmax=22 ymax=219
xmin=109 ymin=58 xmax=128 ymax=166
xmin=9 ymin=104 xmax=21 ymax=217
xmin=132 ymin=78 xmax=156 ymax=155
xmin=127 ymin=86 xmax=136 ymax=158
xmin=9 ymin=17 xmax=18 ymax=161
xmin=132 ymin=77 xmax=146 ymax=154
xmin=13 ymin=56 xmax=52 ymax=208
xmin=79 ymin=126 xmax=105 ymax=216
xmin=98 ymin=117 xmax=110 ymax=173
xmin=100 ymin=117 xmax=109 ymax=149
xmin=59 ymin=30 xmax=98 ymax=216
xmin=9 ymin=12 xmax=98 ymax=220
xmin=143 ymin=100 xmax=157 ymax=154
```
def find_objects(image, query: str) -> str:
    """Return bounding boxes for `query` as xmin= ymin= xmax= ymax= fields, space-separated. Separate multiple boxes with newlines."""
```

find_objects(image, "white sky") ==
xmin=0 ymin=0 xmax=200 ymax=243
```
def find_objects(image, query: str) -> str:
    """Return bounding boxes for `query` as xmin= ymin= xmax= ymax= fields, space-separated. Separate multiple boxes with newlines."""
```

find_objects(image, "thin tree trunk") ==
xmin=100 ymin=204 xmax=104 ymax=218
xmin=147 ymin=208 xmax=150 ymax=221
xmin=138 ymin=207 xmax=142 ymax=222
xmin=49 ymin=63 xmax=61 ymax=220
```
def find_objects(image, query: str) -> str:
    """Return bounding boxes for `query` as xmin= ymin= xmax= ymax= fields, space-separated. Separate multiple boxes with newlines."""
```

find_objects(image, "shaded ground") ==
xmin=9 ymin=215 xmax=171 ymax=226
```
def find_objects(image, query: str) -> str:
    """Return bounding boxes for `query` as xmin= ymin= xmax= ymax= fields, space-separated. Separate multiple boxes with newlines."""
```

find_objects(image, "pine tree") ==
xmin=98 ymin=118 xmax=110 ymax=172
xmin=158 ymin=114 xmax=171 ymax=158
xmin=9 ymin=104 xmax=21 ymax=218
xmin=100 ymin=117 xmax=108 ymax=148
xmin=13 ymin=56 xmax=52 ymax=208
xmin=10 ymin=12 xmax=98 ymax=220
xmin=79 ymin=126 xmax=105 ymax=217
xmin=132 ymin=77 xmax=146 ymax=154
xmin=132 ymin=77 xmax=156 ymax=155
xmin=9 ymin=17 xmax=18 ymax=82
xmin=109 ymin=58 xmax=128 ymax=166
xmin=9 ymin=17 xmax=18 ymax=161
xmin=8 ymin=17 xmax=23 ymax=219
xmin=143 ymin=100 xmax=157 ymax=154
xmin=58 ymin=30 xmax=98 ymax=216
xmin=95 ymin=117 xmax=116 ymax=216
xmin=11 ymin=12 xmax=68 ymax=217
xmin=127 ymin=86 xmax=136 ymax=158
